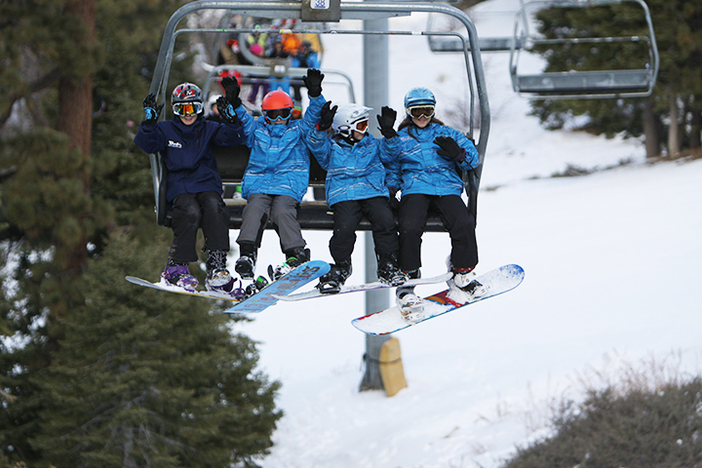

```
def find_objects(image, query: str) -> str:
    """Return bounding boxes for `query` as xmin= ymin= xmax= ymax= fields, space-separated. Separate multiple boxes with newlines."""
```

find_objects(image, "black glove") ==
xmin=317 ymin=101 xmax=337 ymax=131
xmin=216 ymin=96 xmax=238 ymax=124
xmin=220 ymin=76 xmax=242 ymax=108
xmin=303 ymin=68 xmax=324 ymax=98
xmin=377 ymin=106 xmax=398 ymax=139
xmin=434 ymin=136 xmax=466 ymax=163
xmin=143 ymin=93 xmax=163 ymax=122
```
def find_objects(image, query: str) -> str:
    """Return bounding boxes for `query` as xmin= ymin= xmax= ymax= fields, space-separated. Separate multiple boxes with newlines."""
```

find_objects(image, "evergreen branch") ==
xmin=0 ymin=68 xmax=60 ymax=129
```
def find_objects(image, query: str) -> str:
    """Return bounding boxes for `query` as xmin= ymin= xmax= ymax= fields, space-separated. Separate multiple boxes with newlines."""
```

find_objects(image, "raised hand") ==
xmin=143 ymin=93 xmax=164 ymax=122
xmin=377 ymin=106 xmax=398 ymax=139
xmin=216 ymin=96 xmax=239 ymax=124
xmin=317 ymin=101 xmax=338 ymax=131
xmin=303 ymin=68 xmax=324 ymax=98
xmin=220 ymin=76 xmax=242 ymax=108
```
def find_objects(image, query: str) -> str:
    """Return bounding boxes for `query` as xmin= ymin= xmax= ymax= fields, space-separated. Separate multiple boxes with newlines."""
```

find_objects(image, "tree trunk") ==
xmin=690 ymin=107 xmax=702 ymax=150
xmin=667 ymin=93 xmax=680 ymax=157
xmin=642 ymin=98 xmax=660 ymax=158
xmin=57 ymin=0 xmax=95 ymax=273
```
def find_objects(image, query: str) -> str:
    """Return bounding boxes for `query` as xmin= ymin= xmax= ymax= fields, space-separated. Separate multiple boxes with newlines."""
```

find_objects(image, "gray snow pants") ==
xmin=236 ymin=193 xmax=306 ymax=253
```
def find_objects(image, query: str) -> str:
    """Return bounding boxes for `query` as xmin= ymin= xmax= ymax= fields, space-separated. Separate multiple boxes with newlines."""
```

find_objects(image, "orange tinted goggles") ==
xmin=173 ymin=102 xmax=203 ymax=116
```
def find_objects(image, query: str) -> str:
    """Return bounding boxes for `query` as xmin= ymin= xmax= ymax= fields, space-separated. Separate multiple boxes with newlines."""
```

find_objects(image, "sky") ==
xmin=223 ymin=2 xmax=702 ymax=466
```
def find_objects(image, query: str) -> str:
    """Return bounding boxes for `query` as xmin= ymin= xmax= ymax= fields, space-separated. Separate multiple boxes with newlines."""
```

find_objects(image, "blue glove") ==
xmin=143 ymin=93 xmax=163 ymax=122
xmin=216 ymin=96 xmax=238 ymax=124
xmin=434 ymin=136 xmax=466 ymax=163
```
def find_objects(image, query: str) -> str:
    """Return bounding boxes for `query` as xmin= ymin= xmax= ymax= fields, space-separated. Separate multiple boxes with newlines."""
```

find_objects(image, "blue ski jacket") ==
xmin=235 ymin=94 xmax=325 ymax=202
xmin=134 ymin=116 xmax=245 ymax=202
xmin=307 ymin=130 xmax=398 ymax=207
xmin=387 ymin=122 xmax=479 ymax=197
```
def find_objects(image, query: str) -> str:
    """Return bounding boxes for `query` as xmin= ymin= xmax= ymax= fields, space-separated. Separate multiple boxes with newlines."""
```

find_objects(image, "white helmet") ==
xmin=332 ymin=103 xmax=373 ymax=138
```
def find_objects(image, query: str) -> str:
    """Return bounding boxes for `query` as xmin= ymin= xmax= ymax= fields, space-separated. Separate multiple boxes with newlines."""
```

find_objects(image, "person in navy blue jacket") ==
xmin=134 ymin=82 xmax=246 ymax=298
xmin=306 ymin=102 xmax=407 ymax=293
xmin=387 ymin=87 xmax=487 ymax=319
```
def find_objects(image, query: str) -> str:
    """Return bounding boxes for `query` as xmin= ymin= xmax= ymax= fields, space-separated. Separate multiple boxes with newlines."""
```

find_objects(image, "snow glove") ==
xmin=303 ymin=68 xmax=324 ymax=98
xmin=220 ymin=76 xmax=242 ymax=109
xmin=143 ymin=93 xmax=163 ymax=123
xmin=377 ymin=106 xmax=398 ymax=139
xmin=434 ymin=136 xmax=466 ymax=163
xmin=317 ymin=101 xmax=337 ymax=131
xmin=216 ymin=96 xmax=239 ymax=124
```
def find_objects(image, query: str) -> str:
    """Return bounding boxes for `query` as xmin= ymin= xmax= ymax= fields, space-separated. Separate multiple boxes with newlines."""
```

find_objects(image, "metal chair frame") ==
xmin=146 ymin=0 xmax=490 ymax=231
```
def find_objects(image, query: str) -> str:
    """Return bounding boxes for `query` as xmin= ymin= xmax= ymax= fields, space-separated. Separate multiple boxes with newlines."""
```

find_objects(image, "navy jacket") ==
xmin=134 ymin=116 xmax=245 ymax=202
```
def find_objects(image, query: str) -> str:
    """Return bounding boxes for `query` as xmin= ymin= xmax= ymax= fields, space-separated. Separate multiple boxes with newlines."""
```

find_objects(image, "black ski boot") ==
xmin=235 ymin=243 xmax=258 ymax=279
xmin=269 ymin=247 xmax=311 ymax=281
xmin=377 ymin=254 xmax=408 ymax=286
xmin=316 ymin=261 xmax=352 ymax=294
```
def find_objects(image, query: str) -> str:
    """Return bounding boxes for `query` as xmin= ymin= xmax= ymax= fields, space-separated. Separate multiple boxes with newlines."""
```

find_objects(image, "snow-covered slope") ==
xmin=228 ymin=3 xmax=702 ymax=467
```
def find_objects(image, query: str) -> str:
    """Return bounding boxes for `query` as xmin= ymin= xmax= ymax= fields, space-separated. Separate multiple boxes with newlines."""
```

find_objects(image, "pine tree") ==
xmin=0 ymin=0 xmax=284 ymax=466
xmin=27 ymin=232 xmax=281 ymax=468
xmin=527 ymin=0 xmax=702 ymax=158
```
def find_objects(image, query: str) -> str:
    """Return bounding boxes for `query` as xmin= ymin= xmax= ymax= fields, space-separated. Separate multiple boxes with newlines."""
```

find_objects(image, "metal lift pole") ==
xmin=359 ymin=14 xmax=392 ymax=391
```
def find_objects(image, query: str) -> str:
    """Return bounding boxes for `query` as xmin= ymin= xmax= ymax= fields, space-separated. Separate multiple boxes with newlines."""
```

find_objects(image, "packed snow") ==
xmin=228 ymin=2 xmax=702 ymax=467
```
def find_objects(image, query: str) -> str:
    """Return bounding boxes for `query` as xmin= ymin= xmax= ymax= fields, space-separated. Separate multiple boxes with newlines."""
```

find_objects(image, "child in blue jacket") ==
xmin=134 ymin=82 xmax=245 ymax=298
xmin=306 ymin=103 xmax=407 ymax=292
xmin=216 ymin=70 xmax=325 ymax=280
xmin=387 ymin=87 xmax=486 ymax=318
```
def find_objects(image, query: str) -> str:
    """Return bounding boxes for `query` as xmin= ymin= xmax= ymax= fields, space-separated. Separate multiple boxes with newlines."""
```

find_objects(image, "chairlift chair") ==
xmin=509 ymin=0 xmax=659 ymax=99
xmin=146 ymin=0 xmax=491 ymax=232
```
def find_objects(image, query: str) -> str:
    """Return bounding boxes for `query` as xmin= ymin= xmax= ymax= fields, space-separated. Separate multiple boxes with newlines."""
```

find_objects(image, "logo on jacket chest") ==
xmin=168 ymin=140 xmax=183 ymax=149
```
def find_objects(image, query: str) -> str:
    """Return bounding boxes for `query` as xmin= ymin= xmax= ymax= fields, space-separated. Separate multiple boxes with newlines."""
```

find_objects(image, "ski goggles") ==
xmin=338 ymin=119 xmax=370 ymax=135
xmin=264 ymin=108 xmax=293 ymax=121
xmin=407 ymin=105 xmax=435 ymax=119
xmin=172 ymin=102 xmax=203 ymax=116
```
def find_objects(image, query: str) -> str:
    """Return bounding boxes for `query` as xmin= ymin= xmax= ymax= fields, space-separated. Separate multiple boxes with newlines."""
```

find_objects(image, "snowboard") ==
xmin=351 ymin=264 xmax=525 ymax=335
xmin=273 ymin=272 xmax=453 ymax=302
xmin=224 ymin=260 xmax=330 ymax=313
xmin=125 ymin=260 xmax=330 ymax=314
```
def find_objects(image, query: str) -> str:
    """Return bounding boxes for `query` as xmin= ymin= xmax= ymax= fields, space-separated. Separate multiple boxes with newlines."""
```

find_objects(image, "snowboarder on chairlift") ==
xmin=306 ymin=102 xmax=408 ymax=293
xmin=387 ymin=87 xmax=487 ymax=319
xmin=215 ymin=70 xmax=327 ymax=281
xmin=134 ymin=82 xmax=247 ymax=298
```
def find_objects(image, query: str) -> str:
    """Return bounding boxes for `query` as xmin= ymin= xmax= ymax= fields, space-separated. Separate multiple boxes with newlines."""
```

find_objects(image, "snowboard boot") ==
xmin=270 ymin=247 xmax=311 ymax=281
xmin=449 ymin=266 xmax=488 ymax=303
xmin=235 ymin=243 xmax=258 ymax=280
xmin=162 ymin=260 xmax=199 ymax=292
xmin=206 ymin=250 xmax=246 ymax=299
xmin=376 ymin=254 xmax=408 ymax=286
xmin=316 ymin=261 xmax=352 ymax=294
xmin=395 ymin=269 xmax=424 ymax=322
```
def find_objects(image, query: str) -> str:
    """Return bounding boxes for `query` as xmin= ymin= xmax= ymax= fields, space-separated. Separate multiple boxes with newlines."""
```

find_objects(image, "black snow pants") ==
xmin=168 ymin=191 xmax=230 ymax=263
xmin=397 ymin=193 xmax=478 ymax=272
xmin=329 ymin=197 xmax=399 ymax=265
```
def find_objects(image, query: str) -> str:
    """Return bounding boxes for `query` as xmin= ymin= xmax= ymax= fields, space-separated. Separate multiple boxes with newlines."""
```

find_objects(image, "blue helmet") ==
xmin=404 ymin=87 xmax=436 ymax=109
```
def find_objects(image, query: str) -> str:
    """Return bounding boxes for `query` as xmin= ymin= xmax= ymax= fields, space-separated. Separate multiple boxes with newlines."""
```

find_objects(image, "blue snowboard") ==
xmin=125 ymin=260 xmax=330 ymax=314
xmin=351 ymin=264 xmax=525 ymax=335
xmin=224 ymin=260 xmax=330 ymax=313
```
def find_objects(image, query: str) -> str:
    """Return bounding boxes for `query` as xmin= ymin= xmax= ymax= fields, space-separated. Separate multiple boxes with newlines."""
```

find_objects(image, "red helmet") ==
xmin=261 ymin=90 xmax=294 ymax=123
xmin=261 ymin=90 xmax=293 ymax=112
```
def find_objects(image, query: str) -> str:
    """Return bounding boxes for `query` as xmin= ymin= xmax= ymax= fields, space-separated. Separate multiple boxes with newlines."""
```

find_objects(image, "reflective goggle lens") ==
xmin=408 ymin=105 xmax=435 ymax=119
xmin=265 ymin=108 xmax=292 ymax=121
xmin=354 ymin=119 xmax=369 ymax=132
xmin=173 ymin=102 xmax=203 ymax=116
